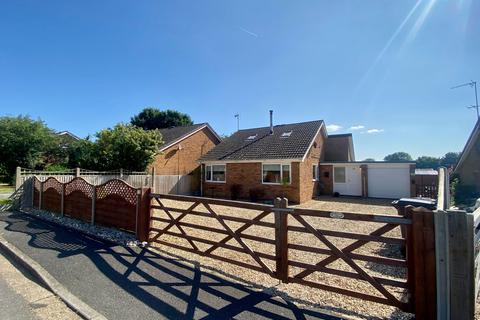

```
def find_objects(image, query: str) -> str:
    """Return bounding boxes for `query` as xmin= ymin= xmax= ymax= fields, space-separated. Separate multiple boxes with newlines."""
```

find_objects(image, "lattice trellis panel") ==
xmin=95 ymin=179 xmax=138 ymax=205
xmin=65 ymin=177 xmax=94 ymax=198
xmin=42 ymin=177 xmax=63 ymax=193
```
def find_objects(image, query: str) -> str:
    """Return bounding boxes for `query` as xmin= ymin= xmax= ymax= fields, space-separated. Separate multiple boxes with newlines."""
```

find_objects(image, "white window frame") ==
xmin=333 ymin=166 xmax=347 ymax=184
xmin=205 ymin=164 xmax=226 ymax=183
xmin=261 ymin=163 xmax=291 ymax=185
xmin=312 ymin=164 xmax=319 ymax=181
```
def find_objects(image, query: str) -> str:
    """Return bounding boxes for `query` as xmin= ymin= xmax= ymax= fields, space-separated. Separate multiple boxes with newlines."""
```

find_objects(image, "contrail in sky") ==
xmin=239 ymin=27 xmax=259 ymax=38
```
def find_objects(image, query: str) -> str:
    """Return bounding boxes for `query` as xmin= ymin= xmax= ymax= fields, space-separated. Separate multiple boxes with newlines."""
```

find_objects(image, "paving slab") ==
xmin=0 ymin=212 xmax=347 ymax=320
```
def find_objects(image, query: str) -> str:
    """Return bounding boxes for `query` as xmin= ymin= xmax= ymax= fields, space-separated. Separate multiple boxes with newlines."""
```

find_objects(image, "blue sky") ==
xmin=0 ymin=0 xmax=478 ymax=160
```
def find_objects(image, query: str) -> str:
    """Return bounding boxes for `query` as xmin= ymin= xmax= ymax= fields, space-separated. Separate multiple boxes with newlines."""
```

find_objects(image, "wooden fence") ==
xmin=16 ymin=167 xmax=197 ymax=195
xmin=31 ymin=176 xmax=150 ymax=235
xmin=148 ymin=193 xmax=437 ymax=317
xmin=18 ymin=167 xmax=480 ymax=319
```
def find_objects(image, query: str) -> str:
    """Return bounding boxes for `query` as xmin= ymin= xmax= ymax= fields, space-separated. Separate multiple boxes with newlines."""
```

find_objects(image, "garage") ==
xmin=367 ymin=164 xmax=412 ymax=199
xmin=321 ymin=161 xmax=415 ymax=199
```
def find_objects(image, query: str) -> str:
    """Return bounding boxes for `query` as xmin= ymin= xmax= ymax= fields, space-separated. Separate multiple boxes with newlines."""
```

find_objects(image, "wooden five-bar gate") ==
xmin=145 ymin=193 xmax=436 ymax=318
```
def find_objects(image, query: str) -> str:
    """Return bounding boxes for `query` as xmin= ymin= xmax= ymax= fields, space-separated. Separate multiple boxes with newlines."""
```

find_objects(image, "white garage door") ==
xmin=368 ymin=166 xmax=410 ymax=199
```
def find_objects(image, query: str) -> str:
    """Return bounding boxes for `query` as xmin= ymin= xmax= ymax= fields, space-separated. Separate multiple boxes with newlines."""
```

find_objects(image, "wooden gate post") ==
xmin=136 ymin=187 xmax=152 ymax=242
xmin=274 ymin=197 xmax=289 ymax=282
xmin=405 ymin=206 xmax=437 ymax=319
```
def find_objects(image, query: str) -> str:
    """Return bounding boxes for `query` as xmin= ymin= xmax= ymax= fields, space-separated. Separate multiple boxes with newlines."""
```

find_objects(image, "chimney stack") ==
xmin=269 ymin=110 xmax=274 ymax=134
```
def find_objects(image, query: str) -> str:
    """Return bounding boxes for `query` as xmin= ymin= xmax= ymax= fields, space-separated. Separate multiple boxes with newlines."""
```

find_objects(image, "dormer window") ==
xmin=281 ymin=131 xmax=292 ymax=138
xmin=246 ymin=134 xmax=257 ymax=140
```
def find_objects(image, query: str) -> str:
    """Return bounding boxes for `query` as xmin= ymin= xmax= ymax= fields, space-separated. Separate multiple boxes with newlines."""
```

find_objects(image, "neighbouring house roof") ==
xmin=415 ymin=168 xmax=438 ymax=175
xmin=158 ymin=123 xmax=221 ymax=151
xmin=199 ymin=120 xmax=325 ymax=162
xmin=324 ymin=133 xmax=355 ymax=162
xmin=56 ymin=131 xmax=80 ymax=141
xmin=454 ymin=119 xmax=480 ymax=173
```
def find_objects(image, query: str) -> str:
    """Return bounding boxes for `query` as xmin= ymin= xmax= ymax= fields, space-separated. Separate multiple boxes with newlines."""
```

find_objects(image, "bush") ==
xmin=249 ymin=187 xmax=265 ymax=202
xmin=230 ymin=184 xmax=243 ymax=200
xmin=451 ymin=178 xmax=480 ymax=207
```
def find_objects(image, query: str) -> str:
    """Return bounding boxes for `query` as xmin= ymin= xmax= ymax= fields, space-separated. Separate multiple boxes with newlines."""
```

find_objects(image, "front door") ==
xmin=333 ymin=165 xmax=362 ymax=196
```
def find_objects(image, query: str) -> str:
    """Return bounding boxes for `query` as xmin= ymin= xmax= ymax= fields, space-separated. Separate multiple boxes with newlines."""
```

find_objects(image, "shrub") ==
xmin=249 ymin=187 xmax=265 ymax=202
xmin=451 ymin=178 xmax=480 ymax=208
xmin=230 ymin=184 xmax=243 ymax=200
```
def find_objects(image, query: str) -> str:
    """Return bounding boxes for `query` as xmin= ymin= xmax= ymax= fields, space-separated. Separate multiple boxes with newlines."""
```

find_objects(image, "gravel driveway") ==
xmin=151 ymin=196 xmax=411 ymax=320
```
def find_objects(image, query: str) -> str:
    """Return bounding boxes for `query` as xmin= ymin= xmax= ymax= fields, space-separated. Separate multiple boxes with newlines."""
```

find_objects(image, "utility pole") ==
xmin=451 ymin=80 xmax=479 ymax=119
xmin=234 ymin=114 xmax=240 ymax=131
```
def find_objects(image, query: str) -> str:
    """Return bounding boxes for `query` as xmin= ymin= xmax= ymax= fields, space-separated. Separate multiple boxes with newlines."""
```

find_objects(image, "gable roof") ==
xmin=324 ymin=133 xmax=355 ymax=161
xmin=158 ymin=123 xmax=221 ymax=151
xmin=199 ymin=120 xmax=325 ymax=162
xmin=454 ymin=119 xmax=480 ymax=173
xmin=56 ymin=131 xmax=80 ymax=141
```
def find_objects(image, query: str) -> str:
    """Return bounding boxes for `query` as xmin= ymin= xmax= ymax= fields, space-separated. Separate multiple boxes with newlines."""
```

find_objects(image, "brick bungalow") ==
xmin=151 ymin=123 xmax=221 ymax=177
xmin=199 ymin=119 xmax=333 ymax=203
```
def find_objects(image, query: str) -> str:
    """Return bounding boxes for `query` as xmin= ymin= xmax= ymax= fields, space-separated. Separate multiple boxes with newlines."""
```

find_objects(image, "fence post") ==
xmin=151 ymin=167 xmax=156 ymax=193
xmin=75 ymin=167 xmax=80 ymax=177
xmin=15 ymin=166 xmax=22 ymax=190
xmin=39 ymin=181 xmax=43 ymax=210
xmin=274 ymin=197 xmax=289 ymax=282
xmin=136 ymin=187 xmax=152 ymax=242
xmin=447 ymin=209 xmax=475 ymax=319
xmin=120 ymin=168 xmax=124 ymax=178
xmin=60 ymin=184 xmax=65 ymax=216
xmin=434 ymin=210 xmax=450 ymax=320
xmin=405 ymin=206 xmax=437 ymax=319
xmin=91 ymin=187 xmax=96 ymax=225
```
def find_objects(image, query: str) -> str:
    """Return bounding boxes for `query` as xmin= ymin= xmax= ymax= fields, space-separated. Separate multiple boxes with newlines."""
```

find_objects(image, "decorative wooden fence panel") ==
xmin=95 ymin=179 xmax=138 ymax=232
xmin=148 ymin=193 xmax=439 ymax=318
xmin=31 ymin=176 xmax=147 ymax=234
xmin=41 ymin=177 xmax=63 ymax=213
xmin=64 ymin=177 xmax=94 ymax=222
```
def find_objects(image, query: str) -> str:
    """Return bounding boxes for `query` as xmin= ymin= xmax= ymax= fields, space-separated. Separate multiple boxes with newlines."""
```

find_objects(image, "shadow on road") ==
xmin=0 ymin=213 xmax=352 ymax=320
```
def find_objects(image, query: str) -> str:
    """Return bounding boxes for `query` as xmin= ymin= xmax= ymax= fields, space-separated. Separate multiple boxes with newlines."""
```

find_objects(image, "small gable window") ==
xmin=312 ymin=165 xmax=319 ymax=181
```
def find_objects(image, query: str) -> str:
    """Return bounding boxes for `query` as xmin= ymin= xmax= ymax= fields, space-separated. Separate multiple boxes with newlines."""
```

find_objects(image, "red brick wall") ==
xmin=203 ymin=162 xmax=302 ymax=203
xmin=151 ymin=127 xmax=219 ymax=176
xmin=298 ymin=131 xmax=325 ymax=203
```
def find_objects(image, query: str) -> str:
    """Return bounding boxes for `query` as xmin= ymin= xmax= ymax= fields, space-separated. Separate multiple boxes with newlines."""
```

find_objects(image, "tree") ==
xmin=384 ymin=152 xmax=413 ymax=162
xmin=66 ymin=137 xmax=97 ymax=169
xmin=131 ymin=108 xmax=193 ymax=130
xmin=94 ymin=124 xmax=163 ymax=171
xmin=0 ymin=116 xmax=58 ymax=181
xmin=415 ymin=156 xmax=440 ymax=169
xmin=440 ymin=152 xmax=460 ymax=168
xmin=363 ymin=158 xmax=375 ymax=161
